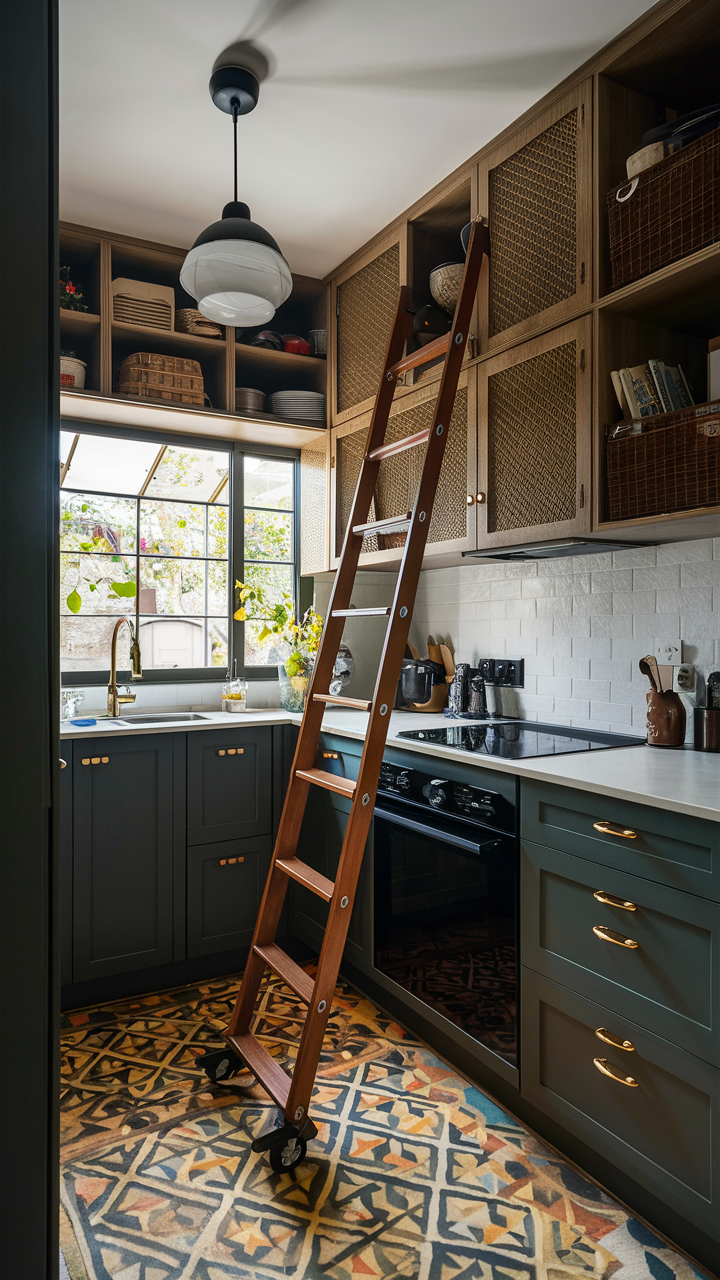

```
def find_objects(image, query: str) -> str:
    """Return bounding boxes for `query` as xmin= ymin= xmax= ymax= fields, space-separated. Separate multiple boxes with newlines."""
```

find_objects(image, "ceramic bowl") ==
xmin=235 ymin=387 xmax=265 ymax=413
xmin=429 ymin=262 xmax=464 ymax=314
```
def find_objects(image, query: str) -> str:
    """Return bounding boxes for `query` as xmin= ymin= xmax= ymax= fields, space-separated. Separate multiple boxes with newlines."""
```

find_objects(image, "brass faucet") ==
xmin=107 ymin=616 xmax=142 ymax=717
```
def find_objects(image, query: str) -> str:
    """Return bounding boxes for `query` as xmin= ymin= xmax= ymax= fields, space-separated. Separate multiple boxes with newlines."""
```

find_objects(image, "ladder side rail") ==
xmin=284 ymin=222 xmax=489 ymax=1121
xmin=227 ymin=286 xmax=414 ymax=1040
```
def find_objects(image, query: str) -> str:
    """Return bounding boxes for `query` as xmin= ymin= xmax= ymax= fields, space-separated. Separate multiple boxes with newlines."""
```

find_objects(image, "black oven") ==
xmin=373 ymin=761 xmax=518 ymax=1066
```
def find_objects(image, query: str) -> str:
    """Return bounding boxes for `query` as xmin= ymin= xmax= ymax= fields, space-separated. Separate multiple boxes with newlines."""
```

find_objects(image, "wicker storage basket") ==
xmin=607 ymin=128 xmax=720 ymax=290
xmin=175 ymin=308 xmax=223 ymax=338
xmin=606 ymin=401 xmax=720 ymax=521
xmin=112 ymin=278 xmax=175 ymax=330
xmin=118 ymin=352 xmax=204 ymax=405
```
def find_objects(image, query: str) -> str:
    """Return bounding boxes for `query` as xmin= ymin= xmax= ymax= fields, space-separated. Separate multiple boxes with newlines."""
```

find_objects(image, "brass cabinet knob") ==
xmin=593 ymin=924 xmax=639 ymax=949
xmin=593 ymin=1057 xmax=638 ymax=1087
xmin=59 ymin=759 xmax=67 ymax=769
xmin=593 ymin=820 xmax=637 ymax=839
xmin=476 ymin=492 xmax=486 ymax=504
xmin=595 ymin=1027 xmax=635 ymax=1052
xmin=466 ymin=494 xmax=475 ymax=506
xmin=593 ymin=889 xmax=636 ymax=911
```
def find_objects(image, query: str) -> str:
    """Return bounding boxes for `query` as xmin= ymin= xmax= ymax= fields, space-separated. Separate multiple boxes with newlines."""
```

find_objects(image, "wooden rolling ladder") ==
xmin=197 ymin=219 xmax=491 ymax=1171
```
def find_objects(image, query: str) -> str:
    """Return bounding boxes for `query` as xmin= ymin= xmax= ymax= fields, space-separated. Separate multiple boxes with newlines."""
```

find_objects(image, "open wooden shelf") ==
xmin=112 ymin=319 xmax=226 ymax=352
xmin=597 ymin=243 xmax=720 ymax=335
xmin=235 ymin=342 xmax=325 ymax=373
xmin=60 ymin=309 xmax=100 ymax=336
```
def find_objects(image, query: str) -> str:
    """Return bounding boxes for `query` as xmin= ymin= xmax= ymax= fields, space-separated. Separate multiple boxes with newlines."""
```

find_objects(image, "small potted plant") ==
xmin=234 ymin=580 xmax=323 ymax=712
xmin=59 ymin=265 xmax=89 ymax=312
xmin=60 ymin=347 xmax=87 ymax=390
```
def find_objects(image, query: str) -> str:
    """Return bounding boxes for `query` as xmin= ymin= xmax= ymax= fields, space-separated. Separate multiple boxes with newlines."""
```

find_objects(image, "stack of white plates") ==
xmin=270 ymin=390 xmax=326 ymax=424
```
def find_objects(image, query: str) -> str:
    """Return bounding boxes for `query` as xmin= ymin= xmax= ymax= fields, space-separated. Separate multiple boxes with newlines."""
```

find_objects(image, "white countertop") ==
xmin=61 ymin=707 xmax=720 ymax=824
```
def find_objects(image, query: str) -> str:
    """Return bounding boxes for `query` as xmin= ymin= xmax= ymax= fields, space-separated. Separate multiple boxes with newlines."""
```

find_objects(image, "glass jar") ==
xmin=278 ymin=650 xmax=314 ymax=712
xmin=222 ymin=674 xmax=247 ymax=711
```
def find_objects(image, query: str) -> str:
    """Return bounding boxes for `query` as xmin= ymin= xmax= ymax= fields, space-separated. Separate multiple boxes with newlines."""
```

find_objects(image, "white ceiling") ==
xmin=60 ymin=0 xmax=656 ymax=279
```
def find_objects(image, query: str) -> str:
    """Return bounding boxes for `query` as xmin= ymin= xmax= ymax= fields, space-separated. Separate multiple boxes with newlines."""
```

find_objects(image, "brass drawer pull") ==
xmin=82 ymin=757 xmax=109 ymax=766
xmin=595 ymin=1027 xmax=635 ymax=1052
xmin=593 ymin=890 xmax=637 ymax=911
xmin=593 ymin=1057 xmax=638 ymax=1087
xmin=593 ymin=924 xmax=638 ymax=948
xmin=219 ymin=856 xmax=245 ymax=866
xmin=217 ymin=748 xmax=244 ymax=756
xmin=91 ymin=757 xmax=101 ymax=765
xmin=593 ymin=820 xmax=637 ymax=839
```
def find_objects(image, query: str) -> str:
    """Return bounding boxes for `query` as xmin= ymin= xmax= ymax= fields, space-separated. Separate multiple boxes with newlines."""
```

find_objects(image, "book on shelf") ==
xmin=611 ymin=360 xmax=695 ymax=420
xmin=708 ymin=336 xmax=720 ymax=402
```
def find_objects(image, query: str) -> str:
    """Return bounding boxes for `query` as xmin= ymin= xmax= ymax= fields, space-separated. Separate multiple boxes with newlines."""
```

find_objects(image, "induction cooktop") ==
xmin=396 ymin=720 xmax=645 ymax=759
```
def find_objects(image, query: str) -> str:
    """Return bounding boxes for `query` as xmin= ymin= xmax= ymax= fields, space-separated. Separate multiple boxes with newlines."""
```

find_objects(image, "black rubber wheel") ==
xmin=195 ymin=1047 xmax=242 ymax=1083
xmin=269 ymin=1132 xmax=307 ymax=1173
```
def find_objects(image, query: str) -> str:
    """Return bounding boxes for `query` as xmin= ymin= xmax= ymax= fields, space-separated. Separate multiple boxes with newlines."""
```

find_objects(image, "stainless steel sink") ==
xmin=116 ymin=713 xmax=210 ymax=724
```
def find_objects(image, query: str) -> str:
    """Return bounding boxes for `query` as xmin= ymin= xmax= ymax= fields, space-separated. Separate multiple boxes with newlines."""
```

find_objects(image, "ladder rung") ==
xmin=353 ymin=512 xmax=412 ymax=536
xmin=254 ymin=943 xmax=314 ymax=1005
xmin=331 ymin=606 xmax=391 ymax=618
xmin=368 ymin=428 xmax=430 ymax=462
xmin=295 ymin=767 xmax=357 ymax=797
xmin=276 ymin=856 xmax=335 ymax=901
xmin=313 ymin=693 xmax=372 ymax=711
xmin=388 ymin=331 xmax=450 ymax=377
xmin=227 ymin=1032 xmax=291 ymax=1108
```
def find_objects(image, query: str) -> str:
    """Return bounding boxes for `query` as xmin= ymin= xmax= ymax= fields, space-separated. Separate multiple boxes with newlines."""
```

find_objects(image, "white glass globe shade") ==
xmin=180 ymin=238 xmax=293 ymax=326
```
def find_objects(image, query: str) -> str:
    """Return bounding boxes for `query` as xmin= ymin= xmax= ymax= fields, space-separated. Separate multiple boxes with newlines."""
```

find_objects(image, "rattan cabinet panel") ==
xmin=476 ymin=316 xmax=591 ymax=547
xmin=478 ymin=83 xmax=592 ymax=351
xmin=335 ymin=241 xmax=401 ymax=419
xmin=333 ymin=374 xmax=475 ymax=564
xmin=300 ymin=434 xmax=329 ymax=574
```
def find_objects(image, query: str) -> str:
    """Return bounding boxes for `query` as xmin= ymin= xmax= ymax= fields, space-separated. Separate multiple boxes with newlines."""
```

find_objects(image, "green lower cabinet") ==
xmin=186 ymin=835 xmax=272 ymax=957
xmin=521 ymin=967 xmax=719 ymax=1239
xmin=521 ymin=838 xmax=720 ymax=1066
xmin=521 ymin=778 xmax=719 ymax=901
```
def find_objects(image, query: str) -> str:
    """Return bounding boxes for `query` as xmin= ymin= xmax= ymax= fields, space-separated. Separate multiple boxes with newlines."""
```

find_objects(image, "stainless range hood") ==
xmin=462 ymin=537 xmax=654 ymax=561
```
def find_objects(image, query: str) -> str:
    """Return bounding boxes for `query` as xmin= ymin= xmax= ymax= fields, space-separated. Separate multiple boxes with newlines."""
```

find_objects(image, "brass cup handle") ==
xmin=593 ymin=820 xmax=637 ymax=839
xmin=593 ymin=890 xmax=637 ymax=911
xmin=593 ymin=924 xmax=638 ymax=948
xmin=593 ymin=1057 xmax=639 ymax=1087
xmin=595 ymin=1027 xmax=635 ymax=1052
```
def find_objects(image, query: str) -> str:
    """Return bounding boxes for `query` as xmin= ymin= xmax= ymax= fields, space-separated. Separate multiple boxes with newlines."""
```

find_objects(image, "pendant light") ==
xmin=180 ymin=66 xmax=292 ymax=327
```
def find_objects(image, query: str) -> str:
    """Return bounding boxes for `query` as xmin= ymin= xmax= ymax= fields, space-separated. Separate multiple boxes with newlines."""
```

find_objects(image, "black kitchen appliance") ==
xmin=374 ymin=761 xmax=518 ymax=1066
xmin=396 ymin=721 xmax=646 ymax=758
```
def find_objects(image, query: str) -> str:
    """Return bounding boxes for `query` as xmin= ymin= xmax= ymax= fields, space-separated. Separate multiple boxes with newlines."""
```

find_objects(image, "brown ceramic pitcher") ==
xmin=645 ymin=687 xmax=686 ymax=747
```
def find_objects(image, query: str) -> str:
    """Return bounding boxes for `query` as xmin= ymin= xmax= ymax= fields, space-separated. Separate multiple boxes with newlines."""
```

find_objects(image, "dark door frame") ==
xmin=0 ymin=0 xmax=59 ymax=1276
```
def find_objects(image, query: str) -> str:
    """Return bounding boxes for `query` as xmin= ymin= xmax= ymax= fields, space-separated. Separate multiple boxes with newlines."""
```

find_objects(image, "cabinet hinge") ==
xmin=579 ymin=483 xmax=585 ymax=508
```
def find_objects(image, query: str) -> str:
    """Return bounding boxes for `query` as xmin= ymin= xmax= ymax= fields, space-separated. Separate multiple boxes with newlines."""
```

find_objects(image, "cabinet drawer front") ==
xmin=187 ymin=728 xmax=272 ymax=844
xmin=521 ymin=968 xmax=719 ymax=1238
xmin=187 ymin=835 xmax=272 ymax=958
xmin=522 ymin=840 xmax=720 ymax=1064
xmin=522 ymin=778 xmax=719 ymax=900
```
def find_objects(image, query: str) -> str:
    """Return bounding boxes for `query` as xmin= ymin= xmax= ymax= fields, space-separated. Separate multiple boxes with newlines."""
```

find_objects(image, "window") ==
xmin=60 ymin=428 xmax=299 ymax=682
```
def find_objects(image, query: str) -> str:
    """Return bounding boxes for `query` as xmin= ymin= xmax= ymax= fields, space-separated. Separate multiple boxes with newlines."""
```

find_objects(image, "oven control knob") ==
xmin=423 ymin=779 xmax=449 ymax=808
xmin=395 ymin=770 xmax=412 ymax=792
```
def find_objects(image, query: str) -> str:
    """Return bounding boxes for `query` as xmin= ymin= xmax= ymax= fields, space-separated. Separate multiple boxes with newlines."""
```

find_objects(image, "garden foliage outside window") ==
xmin=60 ymin=430 xmax=297 ymax=676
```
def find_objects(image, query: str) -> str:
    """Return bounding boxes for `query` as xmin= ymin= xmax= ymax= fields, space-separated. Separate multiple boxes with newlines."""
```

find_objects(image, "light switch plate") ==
xmin=653 ymin=639 xmax=681 ymax=665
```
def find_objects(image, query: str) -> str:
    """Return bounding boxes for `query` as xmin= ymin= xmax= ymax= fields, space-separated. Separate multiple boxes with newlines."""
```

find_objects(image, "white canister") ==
xmin=60 ymin=356 xmax=87 ymax=390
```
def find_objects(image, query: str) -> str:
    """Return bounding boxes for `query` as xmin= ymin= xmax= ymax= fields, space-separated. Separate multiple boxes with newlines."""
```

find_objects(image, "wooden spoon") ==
xmin=439 ymin=643 xmax=455 ymax=683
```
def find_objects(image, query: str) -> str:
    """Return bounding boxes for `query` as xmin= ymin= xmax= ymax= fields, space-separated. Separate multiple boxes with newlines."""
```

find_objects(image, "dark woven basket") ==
xmin=607 ymin=127 xmax=719 ymax=290
xmin=606 ymin=402 xmax=720 ymax=521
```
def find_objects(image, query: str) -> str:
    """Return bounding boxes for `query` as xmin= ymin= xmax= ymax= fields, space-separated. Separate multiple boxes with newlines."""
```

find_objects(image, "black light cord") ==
xmin=232 ymin=99 xmax=239 ymax=203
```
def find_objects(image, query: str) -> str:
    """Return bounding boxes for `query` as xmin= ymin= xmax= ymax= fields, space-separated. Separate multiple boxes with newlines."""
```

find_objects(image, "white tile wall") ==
xmin=409 ymin=538 xmax=720 ymax=733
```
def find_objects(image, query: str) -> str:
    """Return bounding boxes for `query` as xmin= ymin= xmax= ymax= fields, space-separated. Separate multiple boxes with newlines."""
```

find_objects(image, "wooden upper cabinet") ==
xmin=478 ymin=82 xmax=592 ymax=353
xmin=331 ymin=369 xmax=476 ymax=567
xmin=300 ymin=432 xmax=330 ymax=575
xmin=332 ymin=231 xmax=406 ymax=425
xmin=476 ymin=315 xmax=591 ymax=548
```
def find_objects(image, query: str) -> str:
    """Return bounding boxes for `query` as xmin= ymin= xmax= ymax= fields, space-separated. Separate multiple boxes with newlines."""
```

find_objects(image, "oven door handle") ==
xmin=373 ymin=806 xmax=502 ymax=856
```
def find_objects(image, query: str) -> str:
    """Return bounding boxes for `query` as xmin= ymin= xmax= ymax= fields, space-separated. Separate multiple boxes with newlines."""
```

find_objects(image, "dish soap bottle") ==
xmin=222 ymin=659 xmax=247 ymax=712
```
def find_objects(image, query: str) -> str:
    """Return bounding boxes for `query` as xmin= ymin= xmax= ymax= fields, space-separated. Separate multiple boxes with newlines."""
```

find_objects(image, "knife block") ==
xmin=646 ymin=687 xmax=686 ymax=747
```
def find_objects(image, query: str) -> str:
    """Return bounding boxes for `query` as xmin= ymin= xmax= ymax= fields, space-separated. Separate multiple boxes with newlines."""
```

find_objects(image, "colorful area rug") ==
xmin=60 ymin=968 xmax=705 ymax=1280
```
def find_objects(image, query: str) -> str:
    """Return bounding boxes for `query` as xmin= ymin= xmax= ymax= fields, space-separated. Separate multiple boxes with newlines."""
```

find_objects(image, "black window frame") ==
xmin=60 ymin=418 xmax=299 ymax=686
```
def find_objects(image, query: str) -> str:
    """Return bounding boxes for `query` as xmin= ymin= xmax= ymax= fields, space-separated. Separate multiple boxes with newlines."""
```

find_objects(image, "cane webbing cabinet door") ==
xmin=300 ymin=433 xmax=330 ymax=575
xmin=331 ymin=369 xmax=477 ymax=567
xmin=478 ymin=82 xmax=592 ymax=353
xmin=475 ymin=316 xmax=591 ymax=548
xmin=332 ymin=233 xmax=406 ymax=425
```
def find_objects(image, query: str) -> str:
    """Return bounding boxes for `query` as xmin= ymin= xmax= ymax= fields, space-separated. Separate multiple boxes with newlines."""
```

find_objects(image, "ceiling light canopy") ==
xmin=180 ymin=65 xmax=292 ymax=328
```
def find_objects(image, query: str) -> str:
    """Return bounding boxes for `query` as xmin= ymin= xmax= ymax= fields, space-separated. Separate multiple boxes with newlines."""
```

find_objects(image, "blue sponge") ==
xmin=70 ymin=718 xmax=97 ymax=726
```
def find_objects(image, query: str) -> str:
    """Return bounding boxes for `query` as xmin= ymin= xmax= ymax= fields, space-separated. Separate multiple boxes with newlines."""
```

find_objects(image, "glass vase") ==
xmin=278 ymin=650 xmax=314 ymax=712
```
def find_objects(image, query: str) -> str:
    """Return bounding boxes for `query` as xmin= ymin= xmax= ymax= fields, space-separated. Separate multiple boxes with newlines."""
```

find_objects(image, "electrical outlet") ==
xmin=479 ymin=658 xmax=524 ymax=687
xmin=653 ymin=639 xmax=681 ymax=665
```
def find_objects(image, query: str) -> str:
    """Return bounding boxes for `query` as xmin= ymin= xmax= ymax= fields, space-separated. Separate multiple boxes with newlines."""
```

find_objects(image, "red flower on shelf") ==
xmin=59 ymin=265 xmax=88 ymax=313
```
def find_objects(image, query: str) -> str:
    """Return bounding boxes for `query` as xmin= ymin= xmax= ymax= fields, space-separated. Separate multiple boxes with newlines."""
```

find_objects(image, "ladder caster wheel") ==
xmin=268 ymin=1131 xmax=307 ymax=1173
xmin=195 ymin=1047 xmax=242 ymax=1083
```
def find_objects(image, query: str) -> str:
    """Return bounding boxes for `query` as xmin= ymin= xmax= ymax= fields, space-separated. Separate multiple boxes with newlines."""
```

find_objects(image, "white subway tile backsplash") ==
xmin=573 ymin=678 xmax=611 ymax=701
xmin=556 ymin=658 xmax=590 ymax=679
xmin=574 ymin=592 xmax=612 ymax=616
xmin=538 ymin=595 xmax=571 ymax=617
xmin=613 ymin=547 xmax=656 ymax=567
xmin=572 ymin=637 xmax=611 ymax=659
xmin=521 ymin=577 xmax=554 ymax=598
xmin=538 ymin=675 xmax=571 ymax=698
xmin=591 ymin=569 xmax=632 ymax=592
xmin=657 ymin=539 xmax=713 ymax=564
xmin=555 ymin=615 xmax=590 ymax=637
xmin=590 ymin=658 xmax=632 ymax=682
xmin=681 ymin=561 xmax=720 ymax=589
xmin=553 ymin=697 xmax=591 ymax=719
xmin=590 ymin=614 xmax=631 ymax=637
xmin=521 ymin=617 xmax=555 ymax=638
xmin=613 ymin=591 xmax=655 ymax=615
xmin=636 ymin=565 xmax=679 ymax=591
xmin=490 ymin=579 xmax=522 ymax=600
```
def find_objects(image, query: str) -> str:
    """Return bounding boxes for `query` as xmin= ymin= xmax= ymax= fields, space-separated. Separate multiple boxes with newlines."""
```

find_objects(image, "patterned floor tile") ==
xmin=59 ymin=969 xmax=708 ymax=1280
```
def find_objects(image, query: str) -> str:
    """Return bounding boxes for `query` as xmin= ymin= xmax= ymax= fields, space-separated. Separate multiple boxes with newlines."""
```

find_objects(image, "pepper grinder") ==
xmin=694 ymin=670 xmax=720 ymax=752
